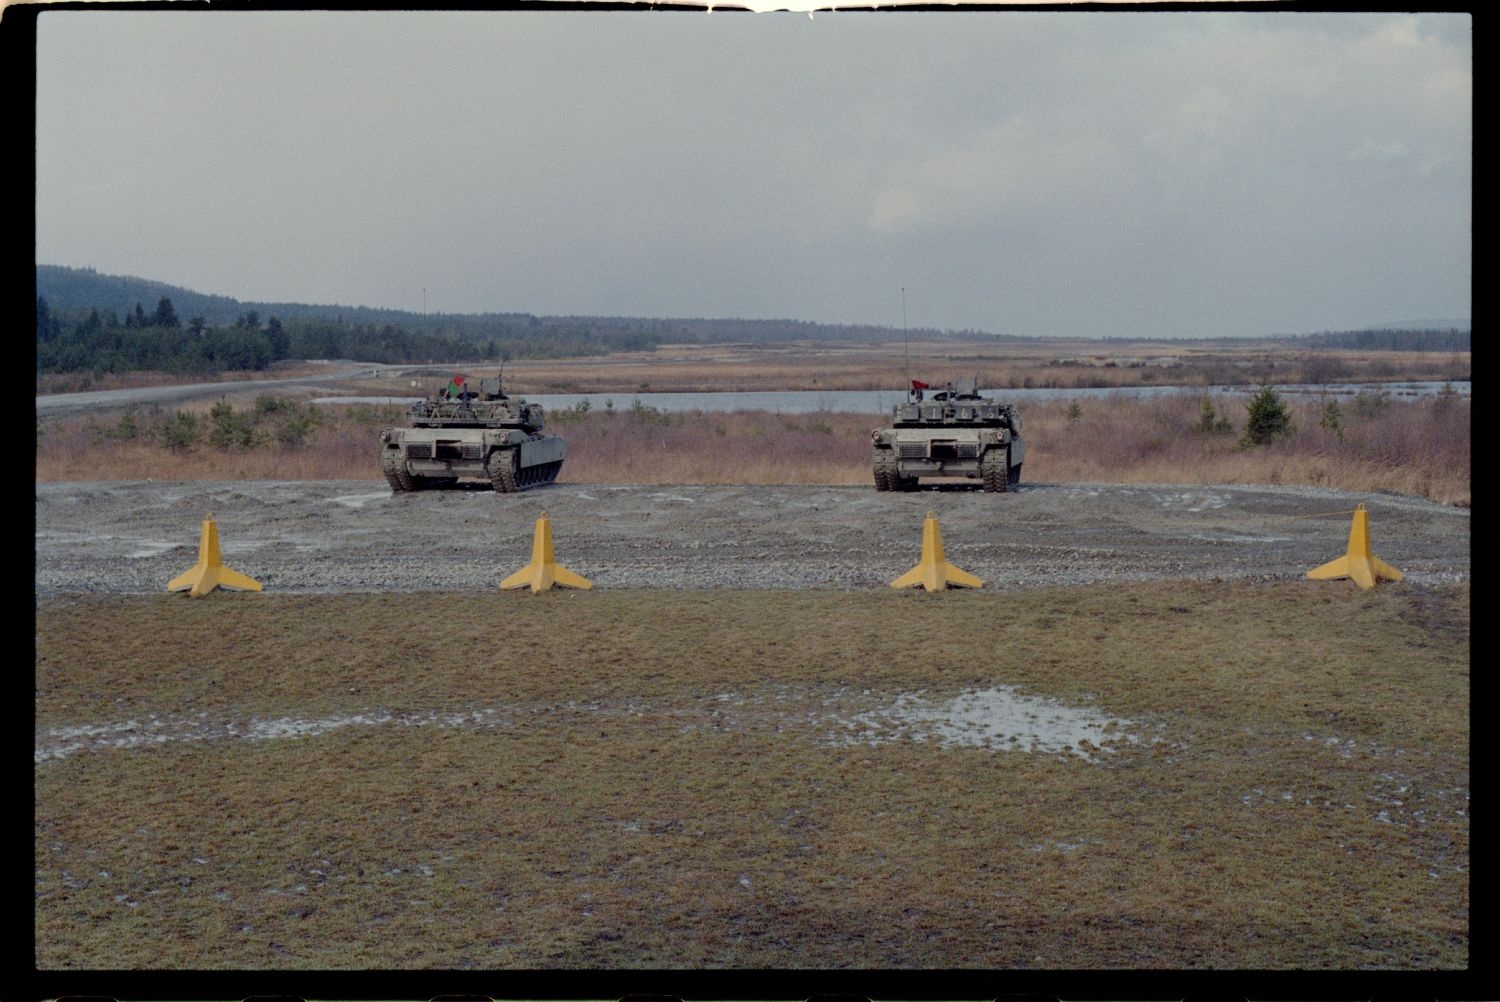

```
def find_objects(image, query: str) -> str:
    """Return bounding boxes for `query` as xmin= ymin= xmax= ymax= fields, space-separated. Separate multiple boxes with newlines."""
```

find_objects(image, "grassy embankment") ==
xmin=36 ymin=389 xmax=1472 ymax=506
xmin=36 ymin=582 xmax=1469 ymax=969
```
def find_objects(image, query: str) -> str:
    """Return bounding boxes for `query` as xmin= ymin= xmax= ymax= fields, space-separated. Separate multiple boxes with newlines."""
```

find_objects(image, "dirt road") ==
xmin=35 ymin=480 xmax=1469 ymax=595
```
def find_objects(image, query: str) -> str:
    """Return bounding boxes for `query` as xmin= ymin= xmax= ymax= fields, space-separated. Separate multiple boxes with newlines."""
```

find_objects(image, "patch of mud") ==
xmin=1156 ymin=491 xmax=1232 ymax=511
xmin=35 ymin=708 xmax=511 ymax=763
xmin=822 ymin=686 xmax=1143 ymax=760
xmin=330 ymin=491 xmax=393 ymax=509
xmin=126 ymin=540 xmax=185 ymax=559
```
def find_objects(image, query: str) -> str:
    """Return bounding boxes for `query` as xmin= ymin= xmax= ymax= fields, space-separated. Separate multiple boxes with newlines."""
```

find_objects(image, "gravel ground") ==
xmin=35 ymin=480 xmax=1469 ymax=595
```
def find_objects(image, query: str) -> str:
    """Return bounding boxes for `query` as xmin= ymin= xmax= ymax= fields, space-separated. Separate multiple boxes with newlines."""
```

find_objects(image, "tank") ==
xmin=378 ymin=372 xmax=564 ymax=493
xmin=870 ymin=378 xmax=1023 ymax=492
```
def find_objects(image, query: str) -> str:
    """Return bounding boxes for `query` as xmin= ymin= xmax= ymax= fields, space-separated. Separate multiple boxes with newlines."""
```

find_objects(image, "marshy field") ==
xmin=35 ymin=583 xmax=1470 ymax=970
xmin=34 ymin=340 xmax=1470 ymax=977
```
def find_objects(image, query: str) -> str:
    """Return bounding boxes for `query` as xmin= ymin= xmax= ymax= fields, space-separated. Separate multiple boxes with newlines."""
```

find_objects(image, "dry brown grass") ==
xmin=35 ymin=582 xmax=1469 ymax=970
xmin=36 ymin=391 xmax=1471 ymax=506
xmin=1027 ymin=393 xmax=1472 ymax=507
xmin=362 ymin=342 xmax=1469 ymax=395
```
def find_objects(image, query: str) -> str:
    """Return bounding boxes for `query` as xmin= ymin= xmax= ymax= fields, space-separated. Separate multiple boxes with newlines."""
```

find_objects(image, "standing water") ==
xmin=315 ymin=381 xmax=1469 ymax=415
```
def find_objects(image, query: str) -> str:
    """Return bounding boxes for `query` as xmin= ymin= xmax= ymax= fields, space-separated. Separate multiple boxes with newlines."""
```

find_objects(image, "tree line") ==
xmin=1289 ymin=328 xmax=1470 ymax=352
xmin=35 ymin=295 xmax=663 ymax=376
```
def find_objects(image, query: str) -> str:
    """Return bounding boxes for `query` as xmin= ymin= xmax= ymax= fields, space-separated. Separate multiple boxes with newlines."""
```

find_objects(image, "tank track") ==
xmin=873 ymin=449 xmax=899 ymax=491
xmin=487 ymin=450 xmax=563 ymax=494
xmin=981 ymin=449 xmax=1010 ymax=493
xmin=381 ymin=448 xmax=415 ymax=493
xmin=873 ymin=451 xmax=919 ymax=490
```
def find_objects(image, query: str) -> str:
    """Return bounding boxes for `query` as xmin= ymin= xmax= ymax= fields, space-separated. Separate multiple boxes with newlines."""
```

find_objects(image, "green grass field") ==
xmin=35 ymin=582 xmax=1468 ymax=970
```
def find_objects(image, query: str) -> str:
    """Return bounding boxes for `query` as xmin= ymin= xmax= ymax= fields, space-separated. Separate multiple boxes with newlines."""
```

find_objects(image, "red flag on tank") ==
xmin=446 ymin=375 xmax=466 ymax=397
xmin=911 ymin=380 xmax=930 ymax=390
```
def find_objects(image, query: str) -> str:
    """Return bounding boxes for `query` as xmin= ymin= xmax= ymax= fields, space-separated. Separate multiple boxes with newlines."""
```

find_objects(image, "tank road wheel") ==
xmin=381 ymin=448 xmax=415 ymax=493
xmin=487 ymin=449 xmax=519 ymax=493
xmin=981 ymin=449 xmax=1010 ymax=493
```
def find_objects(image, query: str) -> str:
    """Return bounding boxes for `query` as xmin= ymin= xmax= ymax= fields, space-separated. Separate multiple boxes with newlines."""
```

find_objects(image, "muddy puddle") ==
xmin=823 ymin=686 xmax=1143 ymax=760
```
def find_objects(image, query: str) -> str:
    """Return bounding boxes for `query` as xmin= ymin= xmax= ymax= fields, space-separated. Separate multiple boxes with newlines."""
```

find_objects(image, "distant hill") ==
xmin=34 ymin=264 xmax=467 ymax=330
xmin=36 ymin=265 xmax=1470 ymax=349
xmin=33 ymin=264 xmax=947 ymax=344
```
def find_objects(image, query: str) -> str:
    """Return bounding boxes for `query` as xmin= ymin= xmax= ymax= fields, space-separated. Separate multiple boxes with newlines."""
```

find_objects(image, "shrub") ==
xmin=1352 ymin=390 xmax=1391 ymax=418
xmin=275 ymin=412 xmax=315 ymax=448
xmin=254 ymin=394 xmax=288 ymax=416
xmin=1319 ymin=400 xmax=1344 ymax=441
xmin=1194 ymin=395 xmax=1232 ymax=435
xmin=1241 ymin=384 xmax=1293 ymax=447
xmin=115 ymin=407 xmax=139 ymax=441
xmin=154 ymin=411 xmax=200 ymax=451
xmin=209 ymin=401 xmax=257 ymax=450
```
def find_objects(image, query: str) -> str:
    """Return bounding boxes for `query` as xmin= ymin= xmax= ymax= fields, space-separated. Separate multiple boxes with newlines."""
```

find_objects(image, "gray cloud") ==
xmin=36 ymin=10 xmax=1470 ymax=337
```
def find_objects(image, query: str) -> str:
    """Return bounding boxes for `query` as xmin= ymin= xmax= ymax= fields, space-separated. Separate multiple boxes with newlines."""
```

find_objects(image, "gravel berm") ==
xmin=35 ymin=480 xmax=1469 ymax=596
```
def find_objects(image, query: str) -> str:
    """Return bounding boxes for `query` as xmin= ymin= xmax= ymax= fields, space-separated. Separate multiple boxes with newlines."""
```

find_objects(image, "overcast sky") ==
xmin=35 ymin=9 xmax=1470 ymax=338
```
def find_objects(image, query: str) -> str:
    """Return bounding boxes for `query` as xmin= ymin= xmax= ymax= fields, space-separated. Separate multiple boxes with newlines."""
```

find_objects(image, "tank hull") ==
xmin=380 ymin=427 xmax=565 ymax=493
xmin=379 ymin=375 xmax=565 ymax=494
xmin=871 ymin=386 xmax=1023 ymax=492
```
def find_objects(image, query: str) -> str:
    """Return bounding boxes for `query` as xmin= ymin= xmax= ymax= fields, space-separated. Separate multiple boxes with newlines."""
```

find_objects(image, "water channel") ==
xmin=316 ymin=380 xmax=1469 ymax=415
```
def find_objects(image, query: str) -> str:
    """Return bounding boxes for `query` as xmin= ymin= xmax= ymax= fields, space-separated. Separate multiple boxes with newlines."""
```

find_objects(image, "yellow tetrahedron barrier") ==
xmin=501 ymin=511 xmax=593 ymax=593
xmin=167 ymin=516 xmax=263 ymax=598
xmin=890 ymin=511 xmax=983 ymax=592
xmin=1307 ymin=503 xmax=1404 ymax=591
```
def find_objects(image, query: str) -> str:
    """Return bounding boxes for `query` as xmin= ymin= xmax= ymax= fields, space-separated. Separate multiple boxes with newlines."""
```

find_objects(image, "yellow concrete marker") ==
xmin=167 ymin=515 xmax=263 ymax=598
xmin=1307 ymin=503 xmax=1404 ymax=591
xmin=890 ymin=510 xmax=983 ymax=592
xmin=501 ymin=510 xmax=593 ymax=593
